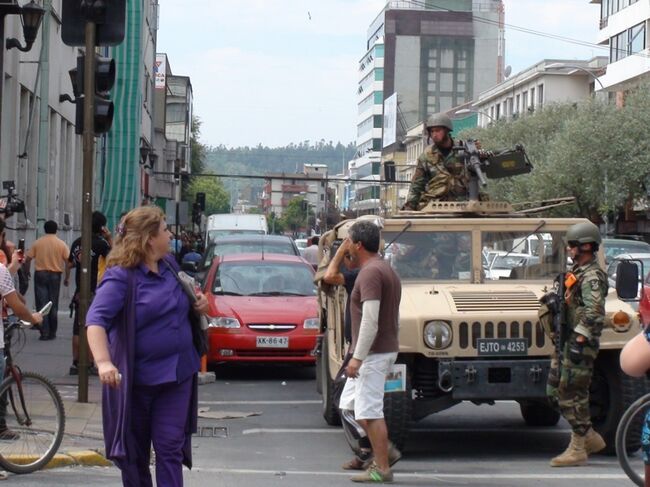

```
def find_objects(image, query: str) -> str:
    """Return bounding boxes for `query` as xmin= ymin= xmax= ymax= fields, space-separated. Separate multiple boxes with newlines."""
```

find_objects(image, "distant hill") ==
xmin=203 ymin=140 xmax=356 ymax=206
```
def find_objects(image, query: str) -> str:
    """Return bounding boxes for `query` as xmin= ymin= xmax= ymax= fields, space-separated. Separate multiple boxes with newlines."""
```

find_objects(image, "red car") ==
xmin=203 ymin=253 xmax=320 ymax=364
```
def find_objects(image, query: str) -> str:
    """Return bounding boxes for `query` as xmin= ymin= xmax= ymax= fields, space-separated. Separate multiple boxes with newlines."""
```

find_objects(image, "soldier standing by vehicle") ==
xmin=547 ymin=221 xmax=608 ymax=467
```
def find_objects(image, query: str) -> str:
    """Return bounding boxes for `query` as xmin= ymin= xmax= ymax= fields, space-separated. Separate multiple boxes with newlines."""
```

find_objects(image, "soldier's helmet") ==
xmin=426 ymin=113 xmax=453 ymax=132
xmin=566 ymin=221 xmax=602 ymax=245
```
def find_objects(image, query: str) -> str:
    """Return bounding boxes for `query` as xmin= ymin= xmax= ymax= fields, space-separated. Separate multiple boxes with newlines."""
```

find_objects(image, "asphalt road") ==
xmin=4 ymin=364 xmax=641 ymax=486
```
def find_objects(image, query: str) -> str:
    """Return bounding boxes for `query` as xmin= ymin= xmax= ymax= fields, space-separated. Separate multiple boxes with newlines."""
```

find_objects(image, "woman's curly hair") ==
xmin=107 ymin=206 xmax=166 ymax=268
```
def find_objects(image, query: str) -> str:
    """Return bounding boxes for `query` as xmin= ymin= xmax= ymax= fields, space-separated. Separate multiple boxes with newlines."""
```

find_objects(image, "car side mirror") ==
xmin=616 ymin=261 xmax=641 ymax=300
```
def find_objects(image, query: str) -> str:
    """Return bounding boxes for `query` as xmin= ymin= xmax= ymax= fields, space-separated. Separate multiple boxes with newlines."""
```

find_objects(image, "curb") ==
xmin=9 ymin=449 xmax=114 ymax=470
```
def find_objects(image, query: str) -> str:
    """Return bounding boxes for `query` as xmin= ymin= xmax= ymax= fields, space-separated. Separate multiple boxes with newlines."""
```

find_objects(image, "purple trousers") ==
xmin=120 ymin=376 xmax=192 ymax=487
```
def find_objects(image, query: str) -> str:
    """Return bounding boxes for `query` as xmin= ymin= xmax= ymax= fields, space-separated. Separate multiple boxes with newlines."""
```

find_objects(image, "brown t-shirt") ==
xmin=350 ymin=257 xmax=401 ymax=355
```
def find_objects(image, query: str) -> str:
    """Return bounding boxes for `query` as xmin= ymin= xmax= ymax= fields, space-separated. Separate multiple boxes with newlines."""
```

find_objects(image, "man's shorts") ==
xmin=339 ymin=352 xmax=397 ymax=421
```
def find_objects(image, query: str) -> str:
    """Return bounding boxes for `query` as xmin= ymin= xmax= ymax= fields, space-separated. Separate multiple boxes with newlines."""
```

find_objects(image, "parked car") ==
xmin=196 ymin=235 xmax=300 ymax=283
xmin=603 ymin=238 xmax=650 ymax=264
xmin=203 ymin=253 xmax=320 ymax=365
xmin=484 ymin=252 xmax=534 ymax=280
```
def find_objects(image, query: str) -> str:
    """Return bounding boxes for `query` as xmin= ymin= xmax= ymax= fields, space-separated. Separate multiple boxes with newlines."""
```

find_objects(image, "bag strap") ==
xmin=161 ymin=257 xmax=197 ymax=304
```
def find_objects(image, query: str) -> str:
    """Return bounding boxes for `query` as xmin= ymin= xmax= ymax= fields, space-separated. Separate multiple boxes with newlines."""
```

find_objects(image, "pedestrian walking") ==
xmin=23 ymin=220 xmax=70 ymax=340
xmin=67 ymin=211 xmax=112 ymax=375
xmin=337 ymin=220 xmax=402 ymax=483
xmin=303 ymin=235 xmax=321 ymax=269
xmin=86 ymin=206 xmax=208 ymax=487
xmin=546 ymin=221 xmax=607 ymax=467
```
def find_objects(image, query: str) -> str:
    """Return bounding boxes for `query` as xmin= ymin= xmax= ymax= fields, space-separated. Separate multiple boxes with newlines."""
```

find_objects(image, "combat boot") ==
xmin=584 ymin=428 xmax=606 ymax=455
xmin=550 ymin=433 xmax=588 ymax=467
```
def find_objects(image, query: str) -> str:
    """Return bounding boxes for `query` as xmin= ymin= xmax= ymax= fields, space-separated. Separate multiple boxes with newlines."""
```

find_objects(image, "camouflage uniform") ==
xmin=405 ymin=143 xmax=469 ymax=209
xmin=547 ymin=258 xmax=608 ymax=436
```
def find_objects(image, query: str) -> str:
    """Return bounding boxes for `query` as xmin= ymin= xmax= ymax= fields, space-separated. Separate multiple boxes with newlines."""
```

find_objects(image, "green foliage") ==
xmin=267 ymin=212 xmax=286 ymax=234
xmin=190 ymin=116 xmax=206 ymax=175
xmin=281 ymin=197 xmax=313 ymax=233
xmin=186 ymin=174 xmax=230 ymax=215
xmin=458 ymin=84 xmax=650 ymax=220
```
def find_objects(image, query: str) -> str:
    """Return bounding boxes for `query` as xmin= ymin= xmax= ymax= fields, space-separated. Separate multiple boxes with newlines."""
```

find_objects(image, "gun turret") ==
xmin=452 ymin=140 xmax=533 ymax=201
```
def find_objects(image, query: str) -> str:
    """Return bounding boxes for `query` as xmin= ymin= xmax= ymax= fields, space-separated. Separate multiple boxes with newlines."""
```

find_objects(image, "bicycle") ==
xmin=616 ymin=391 xmax=650 ymax=487
xmin=0 ymin=318 xmax=65 ymax=474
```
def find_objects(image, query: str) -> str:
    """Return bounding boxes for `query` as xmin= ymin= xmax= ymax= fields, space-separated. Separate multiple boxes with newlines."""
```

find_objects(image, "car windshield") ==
xmin=208 ymin=229 xmax=265 ymax=241
xmin=210 ymin=241 xmax=295 ymax=258
xmin=383 ymin=231 xmax=472 ymax=280
xmin=604 ymin=240 xmax=650 ymax=262
xmin=482 ymin=231 xmax=566 ymax=280
xmin=213 ymin=262 xmax=317 ymax=297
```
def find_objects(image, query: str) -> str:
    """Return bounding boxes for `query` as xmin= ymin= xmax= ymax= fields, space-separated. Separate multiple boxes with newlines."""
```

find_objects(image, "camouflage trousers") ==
xmin=546 ymin=334 xmax=599 ymax=436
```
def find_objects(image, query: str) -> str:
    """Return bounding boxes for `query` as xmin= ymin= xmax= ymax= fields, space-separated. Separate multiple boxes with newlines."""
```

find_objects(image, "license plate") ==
xmin=477 ymin=338 xmax=528 ymax=356
xmin=256 ymin=336 xmax=289 ymax=348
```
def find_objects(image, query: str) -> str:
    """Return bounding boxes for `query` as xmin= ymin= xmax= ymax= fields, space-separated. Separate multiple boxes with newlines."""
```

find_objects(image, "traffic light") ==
xmin=192 ymin=202 xmax=201 ymax=226
xmin=62 ymin=0 xmax=126 ymax=47
xmin=196 ymin=192 xmax=206 ymax=212
xmin=301 ymin=200 xmax=308 ymax=212
xmin=69 ymin=54 xmax=116 ymax=135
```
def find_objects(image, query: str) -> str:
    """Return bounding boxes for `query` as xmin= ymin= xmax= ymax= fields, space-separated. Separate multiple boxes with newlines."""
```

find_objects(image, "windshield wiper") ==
xmin=216 ymin=291 xmax=243 ymax=296
xmin=501 ymin=220 xmax=547 ymax=260
xmin=384 ymin=221 xmax=412 ymax=250
xmin=249 ymin=291 xmax=308 ymax=297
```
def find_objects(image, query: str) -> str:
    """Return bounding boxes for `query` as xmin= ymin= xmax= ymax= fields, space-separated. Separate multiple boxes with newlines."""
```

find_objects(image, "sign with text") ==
xmin=155 ymin=54 xmax=167 ymax=89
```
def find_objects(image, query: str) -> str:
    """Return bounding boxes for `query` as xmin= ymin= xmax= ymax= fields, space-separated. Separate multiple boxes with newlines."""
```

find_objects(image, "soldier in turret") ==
xmin=403 ymin=113 xmax=469 ymax=210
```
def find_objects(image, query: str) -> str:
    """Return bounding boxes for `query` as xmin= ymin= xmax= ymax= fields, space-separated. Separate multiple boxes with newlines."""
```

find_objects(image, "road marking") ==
xmin=242 ymin=428 xmax=342 ymax=435
xmin=190 ymin=466 xmax=628 ymax=480
xmin=199 ymin=400 xmax=320 ymax=405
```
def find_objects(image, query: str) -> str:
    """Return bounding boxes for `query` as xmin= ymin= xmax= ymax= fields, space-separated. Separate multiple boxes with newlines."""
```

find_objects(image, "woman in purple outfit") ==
xmin=86 ymin=206 xmax=208 ymax=487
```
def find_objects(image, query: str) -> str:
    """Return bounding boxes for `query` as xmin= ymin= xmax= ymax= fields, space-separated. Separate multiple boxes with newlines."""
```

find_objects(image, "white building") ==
xmin=470 ymin=58 xmax=608 ymax=128
xmin=262 ymin=164 xmax=328 ymax=220
xmin=591 ymin=0 xmax=649 ymax=92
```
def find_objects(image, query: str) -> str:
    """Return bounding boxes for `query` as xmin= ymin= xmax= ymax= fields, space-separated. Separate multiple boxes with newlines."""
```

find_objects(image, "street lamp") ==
xmin=5 ymin=1 xmax=45 ymax=52
xmin=545 ymin=63 xmax=606 ymax=91
xmin=454 ymin=107 xmax=497 ymax=125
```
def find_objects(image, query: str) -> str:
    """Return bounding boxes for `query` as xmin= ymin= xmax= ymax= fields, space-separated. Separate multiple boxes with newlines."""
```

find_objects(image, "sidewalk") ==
xmin=12 ymin=311 xmax=111 ymax=468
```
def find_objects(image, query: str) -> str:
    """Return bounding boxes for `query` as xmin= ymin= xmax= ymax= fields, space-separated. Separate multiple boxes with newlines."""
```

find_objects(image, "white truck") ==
xmin=205 ymin=214 xmax=268 ymax=243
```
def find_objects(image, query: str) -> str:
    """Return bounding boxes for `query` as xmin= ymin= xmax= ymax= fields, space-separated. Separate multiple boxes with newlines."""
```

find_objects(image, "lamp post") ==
xmin=454 ymin=107 xmax=497 ymax=126
xmin=545 ymin=63 xmax=606 ymax=91
xmin=0 ymin=1 xmax=45 ymax=157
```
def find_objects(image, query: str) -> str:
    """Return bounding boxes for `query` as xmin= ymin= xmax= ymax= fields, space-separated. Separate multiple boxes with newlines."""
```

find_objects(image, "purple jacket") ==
xmin=100 ymin=260 xmax=198 ymax=470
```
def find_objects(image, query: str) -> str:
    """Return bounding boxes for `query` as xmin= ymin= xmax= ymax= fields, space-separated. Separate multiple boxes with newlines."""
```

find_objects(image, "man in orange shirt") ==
xmin=24 ymin=221 xmax=70 ymax=340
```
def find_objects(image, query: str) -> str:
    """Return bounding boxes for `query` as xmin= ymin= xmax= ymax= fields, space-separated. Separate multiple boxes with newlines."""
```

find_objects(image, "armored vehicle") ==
xmin=315 ymin=200 xmax=646 ymax=453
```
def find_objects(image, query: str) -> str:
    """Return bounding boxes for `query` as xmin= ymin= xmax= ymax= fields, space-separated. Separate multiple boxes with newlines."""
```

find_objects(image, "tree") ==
xmin=281 ymin=197 xmax=312 ymax=235
xmin=186 ymin=174 xmax=230 ymax=215
xmin=183 ymin=116 xmax=207 ymax=200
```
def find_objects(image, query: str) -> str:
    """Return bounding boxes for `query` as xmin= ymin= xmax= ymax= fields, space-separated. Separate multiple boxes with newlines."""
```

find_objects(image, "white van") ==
xmin=205 ymin=214 xmax=268 ymax=243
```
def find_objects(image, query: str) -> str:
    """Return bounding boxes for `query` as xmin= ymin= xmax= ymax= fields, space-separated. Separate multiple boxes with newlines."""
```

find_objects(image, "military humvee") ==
xmin=315 ymin=200 xmax=646 ymax=453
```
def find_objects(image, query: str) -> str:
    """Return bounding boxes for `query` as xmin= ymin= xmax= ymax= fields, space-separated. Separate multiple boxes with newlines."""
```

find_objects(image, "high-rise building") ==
xmin=590 ymin=0 xmax=649 ymax=93
xmin=351 ymin=0 xmax=504 ymax=214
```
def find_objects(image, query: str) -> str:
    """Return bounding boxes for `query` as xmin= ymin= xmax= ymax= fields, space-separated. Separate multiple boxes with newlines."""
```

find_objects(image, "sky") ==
xmin=157 ymin=1 xmax=603 ymax=149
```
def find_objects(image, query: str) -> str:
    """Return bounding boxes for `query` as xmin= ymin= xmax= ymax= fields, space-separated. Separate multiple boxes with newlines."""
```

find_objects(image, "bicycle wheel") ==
xmin=616 ymin=392 xmax=650 ymax=487
xmin=0 ymin=372 xmax=65 ymax=474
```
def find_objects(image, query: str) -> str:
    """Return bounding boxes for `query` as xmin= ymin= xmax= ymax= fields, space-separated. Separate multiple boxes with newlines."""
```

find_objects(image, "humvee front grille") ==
xmin=451 ymin=291 xmax=540 ymax=312
xmin=457 ymin=321 xmax=546 ymax=350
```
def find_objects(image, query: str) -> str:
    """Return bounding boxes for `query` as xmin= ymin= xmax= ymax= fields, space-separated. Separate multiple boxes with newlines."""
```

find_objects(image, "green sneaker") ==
xmin=350 ymin=462 xmax=393 ymax=483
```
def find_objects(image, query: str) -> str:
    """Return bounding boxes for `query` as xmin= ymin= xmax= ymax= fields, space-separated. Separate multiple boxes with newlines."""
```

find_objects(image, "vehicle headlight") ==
xmin=208 ymin=316 xmax=241 ymax=328
xmin=424 ymin=321 xmax=452 ymax=349
xmin=303 ymin=318 xmax=320 ymax=330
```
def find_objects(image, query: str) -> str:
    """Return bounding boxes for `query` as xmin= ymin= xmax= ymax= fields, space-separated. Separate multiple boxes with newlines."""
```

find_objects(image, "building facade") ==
xmin=352 ymin=0 xmax=504 ymax=214
xmin=471 ymin=57 xmax=608 ymax=127
xmin=592 ymin=0 xmax=649 ymax=92
xmin=262 ymin=164 xmax=328 ymax=222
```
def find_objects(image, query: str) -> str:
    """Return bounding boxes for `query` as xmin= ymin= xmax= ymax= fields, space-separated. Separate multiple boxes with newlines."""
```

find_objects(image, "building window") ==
xmin=374 ymin=44 xmax=384 ymax=58
xmin=530 ymin=87 xmax=536 ymax=108
xmin=522 ymin=91 xmax=528 ymax=110
xmin=610 ymin=23 xmax=646 ymax=62
xmin=320 ymin=194 xmax=324 ymax=201
xmin=375 ymin=68 xmax=384 ymax=81
xmin=374 ymin=91 xmax=384 ymax=104
xmin=373 ymin=115 xmax=383 ymax=128
xmin=630 ymin=22 xmax=646 ymax=55
xmin=495 ymin=103 xmax=501 ymax=120
xmin=490 ymin=105 xmax=494 ymax=120
xmin=538 ymin=84 xmax=544 ymax=107
xmin=507 ymin=97 xmax=513 ymax=118
xmin=515 ymin=94 xmax=520 ymax=113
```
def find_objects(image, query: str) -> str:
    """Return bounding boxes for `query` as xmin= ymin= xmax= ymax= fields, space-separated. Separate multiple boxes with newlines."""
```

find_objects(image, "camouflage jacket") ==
xmin=405 ymin=142 xmax=468 ymax=209
xmin=565 ymin=258 xmax=608 ymax=340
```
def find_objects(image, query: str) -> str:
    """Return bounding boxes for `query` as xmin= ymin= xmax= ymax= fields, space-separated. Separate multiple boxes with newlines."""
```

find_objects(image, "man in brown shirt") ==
xmin=338 ymin=220 xmax=401 ymax=483
xmin=24 ymin=220 xmax=70 ymax=340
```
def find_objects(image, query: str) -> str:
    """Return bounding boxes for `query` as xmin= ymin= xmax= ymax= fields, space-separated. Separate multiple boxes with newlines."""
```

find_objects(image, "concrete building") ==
xmin=591 ymin=0 xmax=649 ymax=92
xmin=470 ymin=57 xmax=608 ymax=127
xmin=352 ymin=0 xmax=504 ymax=214
xmin=262 ymin=164 xmax=328 ymax=221
xmin=0 ymin=1 xmax=84 ymax=249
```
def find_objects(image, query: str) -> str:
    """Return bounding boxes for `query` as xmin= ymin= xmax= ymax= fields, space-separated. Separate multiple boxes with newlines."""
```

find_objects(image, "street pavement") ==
xmin=3 ymin=312 xmax=642 ymax=485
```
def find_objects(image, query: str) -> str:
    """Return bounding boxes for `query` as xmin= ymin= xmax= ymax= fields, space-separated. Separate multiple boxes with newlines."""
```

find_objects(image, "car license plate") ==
xmin=256 ymin=336 xmax=289 ymax=348
xmin=477 ymin=338 xmax=528 ymax=356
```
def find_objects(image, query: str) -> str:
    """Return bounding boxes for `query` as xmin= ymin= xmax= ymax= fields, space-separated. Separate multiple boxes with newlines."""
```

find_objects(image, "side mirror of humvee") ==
xmin=616 ymin=261 xmax=641 ymax=300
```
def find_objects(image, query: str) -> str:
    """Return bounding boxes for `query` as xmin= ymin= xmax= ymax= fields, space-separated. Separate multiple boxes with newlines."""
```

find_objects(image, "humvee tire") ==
xmin=383 ymin=368 xmax=412 ymax=451
xmin=519 ymin=400 xmax=560 ymax=427
xmin=320 ymin=334 xmax=342 ymax=426
xmin=591 ymin=351 xmax=648 ymax=455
